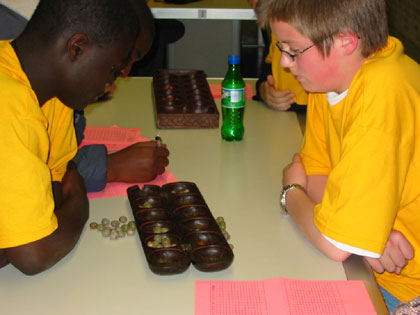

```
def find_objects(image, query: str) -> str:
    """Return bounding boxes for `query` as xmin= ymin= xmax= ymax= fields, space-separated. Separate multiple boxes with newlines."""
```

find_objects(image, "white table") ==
xmin=0 ymin=78 xmax=386 ymax=315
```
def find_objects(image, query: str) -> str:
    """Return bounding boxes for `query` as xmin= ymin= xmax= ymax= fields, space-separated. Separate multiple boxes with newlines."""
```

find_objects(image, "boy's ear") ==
xmin=67 ymin=33 xmax=90 ymax=61
xmin=337 ymin=31 xmax=359 ymax=56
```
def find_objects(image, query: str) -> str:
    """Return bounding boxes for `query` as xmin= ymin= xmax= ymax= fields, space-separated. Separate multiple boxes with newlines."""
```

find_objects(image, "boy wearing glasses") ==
xmin=257 ymin=0 xmax=420 ymax=311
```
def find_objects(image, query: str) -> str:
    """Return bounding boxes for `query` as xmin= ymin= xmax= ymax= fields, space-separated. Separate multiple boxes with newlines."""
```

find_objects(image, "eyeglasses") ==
xmin=275 ymin=41 xmax=318 ymax=62
xmin=276 ymin=33 xmax=359 ymax=62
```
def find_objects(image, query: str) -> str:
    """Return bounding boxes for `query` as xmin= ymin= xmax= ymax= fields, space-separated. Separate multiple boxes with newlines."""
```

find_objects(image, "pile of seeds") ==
xmin=216 ymin=216 xmax=233 ymax=249
xmin=147 ymin=234 xmax=176 ymax=248
xmin=216 ymin=216 xmax=229 ymax=240
xmin=89 ymin=216 xmax=136 ymax=240
xmin=170 ymin=188 xmax=190 ymax=194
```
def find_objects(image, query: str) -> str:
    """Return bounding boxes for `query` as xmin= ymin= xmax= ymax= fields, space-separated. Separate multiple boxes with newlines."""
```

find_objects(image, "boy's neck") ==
xmin=334 ymin=54 xmax=368 ymax=94
xmin=12 ymin=33 xmax=57 ymax=107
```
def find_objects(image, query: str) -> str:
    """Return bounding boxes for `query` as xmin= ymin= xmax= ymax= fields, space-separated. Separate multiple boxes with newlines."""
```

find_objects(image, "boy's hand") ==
xmin=283 ymin=153 xmax=307 ymax=189
xmin=107 ymin=141 xmax=169 ymax=183
xmin=364 ymin=230 xmax=414 ymax=274
xmin=260 ymin=75 xmax=295 ymax=111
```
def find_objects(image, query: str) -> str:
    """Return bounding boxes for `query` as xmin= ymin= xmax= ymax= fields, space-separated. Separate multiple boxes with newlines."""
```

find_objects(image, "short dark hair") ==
xmin=131 ymin=0 xmax=155 ymax=39
xmin=27 ymin=0 xmax=139 ymax=45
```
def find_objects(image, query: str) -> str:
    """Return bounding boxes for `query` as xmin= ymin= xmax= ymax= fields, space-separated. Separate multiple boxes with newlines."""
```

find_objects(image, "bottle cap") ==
xmin=228 ymin=55 xmax=240 ymax=65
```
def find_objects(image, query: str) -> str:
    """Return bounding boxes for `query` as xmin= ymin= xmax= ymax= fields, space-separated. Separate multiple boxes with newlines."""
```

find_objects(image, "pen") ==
xmin=155 ymin=136 xmax=162 ymax=147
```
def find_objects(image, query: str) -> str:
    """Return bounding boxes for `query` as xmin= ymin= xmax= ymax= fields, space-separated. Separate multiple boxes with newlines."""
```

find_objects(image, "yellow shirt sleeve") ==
xmin=0 ymin=86 xmax=58 ymax=248
xmin=300 ymin=93 xmax=332 ymax=175
xmin=42 ymin=98 xmax=77 ymax=182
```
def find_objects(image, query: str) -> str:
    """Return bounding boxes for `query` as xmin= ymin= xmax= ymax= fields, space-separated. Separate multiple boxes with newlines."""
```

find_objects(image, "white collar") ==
xmin=326 ymin=89 xmax=349 ymax=106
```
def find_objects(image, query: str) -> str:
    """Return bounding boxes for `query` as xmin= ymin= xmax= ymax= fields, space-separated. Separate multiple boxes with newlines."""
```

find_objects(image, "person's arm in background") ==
xmin=257 ymin=74 xmax=297 ymax=111
xmin=253 ymin=29 xmax=306 ymax=112
xmin=254 ymin=52 xmax=296 ymax=111
xmin=73 ymin=111 xmax=169 ymax=193
xmin=3 ymin=162 xmax=89 ymax=275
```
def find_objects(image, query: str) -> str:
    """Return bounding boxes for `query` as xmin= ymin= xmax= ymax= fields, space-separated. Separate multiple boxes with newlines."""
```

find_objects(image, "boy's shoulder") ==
xmin=355 ymin=36 xmax=420 ymax=96
xmin=0 ymin=41 xmax=40 ymax=116
xmin=364 ymin=37 xmax=420 ymax=77
xmin=0 ymin=40 xmax=32 ymax=90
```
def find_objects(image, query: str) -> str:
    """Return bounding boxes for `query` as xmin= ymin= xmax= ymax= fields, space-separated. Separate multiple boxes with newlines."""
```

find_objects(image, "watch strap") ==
xmin=280 ymin=183 xmax=305 ymax=213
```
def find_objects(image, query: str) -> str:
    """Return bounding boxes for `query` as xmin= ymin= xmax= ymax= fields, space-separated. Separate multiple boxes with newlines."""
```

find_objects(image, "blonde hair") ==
xmin=256 ymin=0 xmax=388 ymax=58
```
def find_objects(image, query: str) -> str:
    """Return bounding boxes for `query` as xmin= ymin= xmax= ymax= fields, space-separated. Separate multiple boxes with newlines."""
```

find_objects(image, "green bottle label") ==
xmin=222 ymin=88 xmax=245 ymax=108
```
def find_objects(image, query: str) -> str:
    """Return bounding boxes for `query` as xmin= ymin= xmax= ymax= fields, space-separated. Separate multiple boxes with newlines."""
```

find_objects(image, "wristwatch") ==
xmin=280 ymin=184 xmax=305 ymax=213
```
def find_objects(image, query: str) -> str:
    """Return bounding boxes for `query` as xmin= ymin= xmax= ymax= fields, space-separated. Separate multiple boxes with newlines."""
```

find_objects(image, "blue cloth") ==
xmin=73 ymin=145 xmax=108 ymax=192
xmin=73 ymin=111 xmax=108 ymax=192
xmin=380 ymin=286 xmax=402 ymax=313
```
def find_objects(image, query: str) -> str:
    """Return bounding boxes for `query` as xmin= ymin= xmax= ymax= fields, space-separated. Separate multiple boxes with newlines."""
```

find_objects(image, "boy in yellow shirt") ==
xmin=0 ymin=0 xmax=140 ymax=275
xmin=257 ymin=0 xmax=420 ymax=311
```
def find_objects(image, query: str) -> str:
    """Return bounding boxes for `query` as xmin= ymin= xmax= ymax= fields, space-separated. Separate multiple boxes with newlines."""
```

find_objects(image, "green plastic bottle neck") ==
xmin=225 ymin=64 xmax=242 ymax=80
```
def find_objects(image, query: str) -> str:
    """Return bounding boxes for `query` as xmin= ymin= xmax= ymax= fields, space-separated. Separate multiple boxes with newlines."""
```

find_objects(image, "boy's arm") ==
xmin=75 ymin=142 xmax=170 ymax=192
xmin=106 ymin=141 xmax=169 ymax=183
xmin=4 ymin=163 xmax=89 ymax=275
xmin=285 ymin=155 xmax=414 ymax=271
xmin=73 ymin=111 xmax=170 ymax=192
xmin=306 ymin=174 xmax=328 ymax=204
xmin=283 ymin=154 xmax=351 ymax=261
xmin=285 ymin=188 xmax=352 ymax=261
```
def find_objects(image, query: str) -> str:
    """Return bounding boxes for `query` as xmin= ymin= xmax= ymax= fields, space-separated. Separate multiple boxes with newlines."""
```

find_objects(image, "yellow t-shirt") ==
xmin=266 ymin=32 xmax=308 ymax=106
xmin=0 ymin=40 xmax=77 ymax=248
xmin=301 ymin=36 xmax=420 ymax=302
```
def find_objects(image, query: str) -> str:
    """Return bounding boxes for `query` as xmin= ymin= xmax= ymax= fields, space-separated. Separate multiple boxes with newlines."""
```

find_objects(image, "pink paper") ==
xmin=195 ymin=277 xmax=376 ymax=315
xmin=81 ymin=125 xmax=141 ymax=146
xmin=79 ymin=125 xmax=178 ymax=200
xmin=210 ymin=83 xmax=254 ymax=99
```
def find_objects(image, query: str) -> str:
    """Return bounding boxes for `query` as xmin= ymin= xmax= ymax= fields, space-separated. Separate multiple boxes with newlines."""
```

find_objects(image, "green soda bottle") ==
xmin=221 ymin=55 xmax=245 ymax=141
